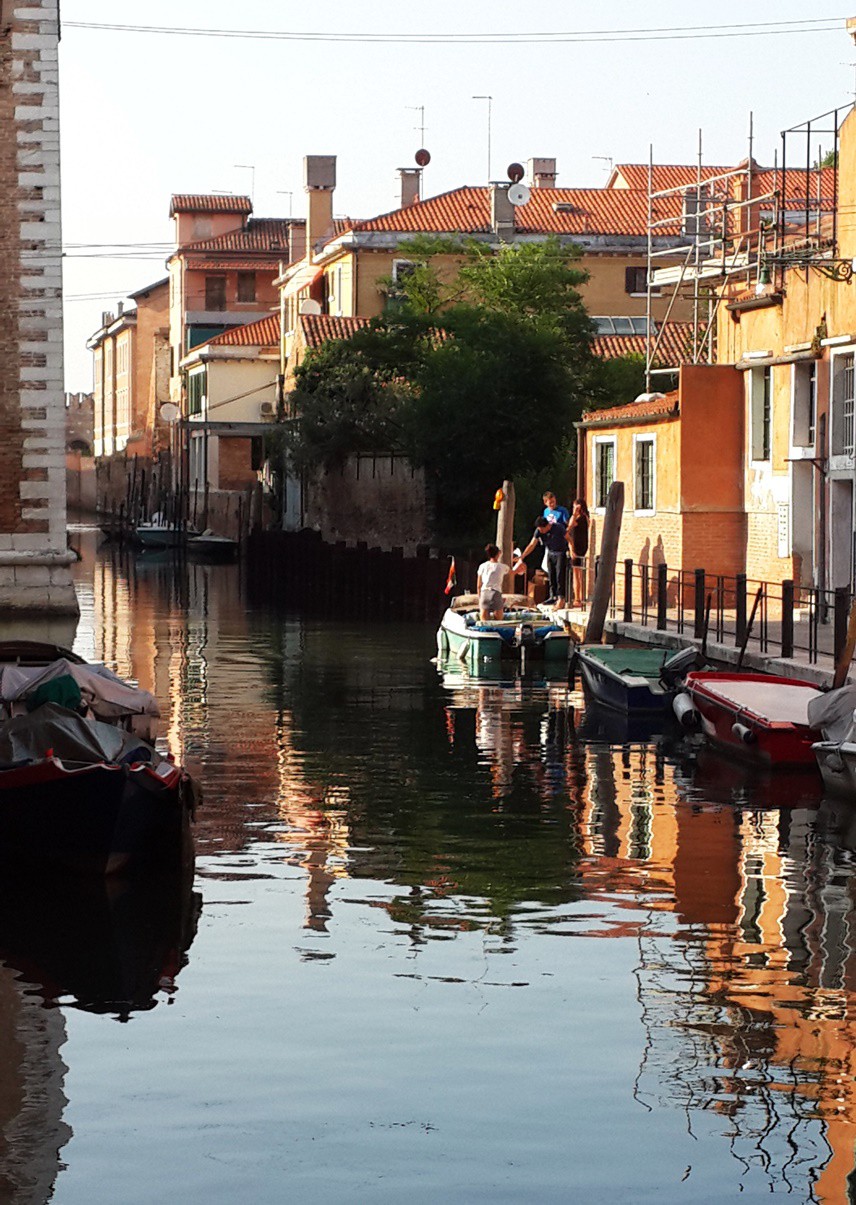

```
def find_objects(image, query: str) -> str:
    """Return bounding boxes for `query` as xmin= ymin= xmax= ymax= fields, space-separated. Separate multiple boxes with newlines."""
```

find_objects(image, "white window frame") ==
xmin=592 ymin=436 xmax=617 ymax=512
xmin=749 ymin=364 xmax=772 ymax=464
xmin=633 ymin=433 xmax=656 ymax=515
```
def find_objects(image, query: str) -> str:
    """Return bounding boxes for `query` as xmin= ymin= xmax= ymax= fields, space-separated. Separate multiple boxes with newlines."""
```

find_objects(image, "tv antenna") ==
xmin=592 ymin=155 xmax=614 ymax=177
xmin=407 ymin=105 xmax=427 ymax=146
xmin=472 ymin=95 xmax=493 ymax=182
xmin=235 ymin=163 xmax=255 ymax=204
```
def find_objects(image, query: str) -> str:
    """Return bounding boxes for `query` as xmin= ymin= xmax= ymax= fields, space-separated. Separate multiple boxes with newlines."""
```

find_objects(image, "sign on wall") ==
xmin=777 ymin=502 xmax=790 ymax=559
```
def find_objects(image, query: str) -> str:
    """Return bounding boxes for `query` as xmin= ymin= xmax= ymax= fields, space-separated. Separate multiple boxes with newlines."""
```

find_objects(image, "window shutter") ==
xmin=624 ymin=266 xmax=636 ymax=294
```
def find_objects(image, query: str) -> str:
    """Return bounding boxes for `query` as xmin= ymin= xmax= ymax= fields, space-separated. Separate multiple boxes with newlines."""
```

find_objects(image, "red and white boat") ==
xmin=676 ymin=670 xmax=824 ymax=769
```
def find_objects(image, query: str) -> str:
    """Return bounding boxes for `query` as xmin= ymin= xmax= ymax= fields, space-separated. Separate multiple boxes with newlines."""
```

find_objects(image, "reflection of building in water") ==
xmin=576 ymin=741 xmax=856 ymax=1198
xmin=0 ymin=971 xmax=70 ymax=1201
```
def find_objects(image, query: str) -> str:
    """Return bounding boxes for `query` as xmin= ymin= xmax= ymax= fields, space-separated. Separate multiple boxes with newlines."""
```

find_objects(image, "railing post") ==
xmin=781 ymin=579 xmax=794 ymax=659
xmin=834 ymin=586 xmax=849 ymax=664
xmin=656 ymin=563 xmax=668 ymax=630
xmin=735 ymin=573 xmax=747 ymax=648
xmin=623 ymin=559 xmax=633 ymax=622
xmin=693 ymin=568 xmax=705 ymax=638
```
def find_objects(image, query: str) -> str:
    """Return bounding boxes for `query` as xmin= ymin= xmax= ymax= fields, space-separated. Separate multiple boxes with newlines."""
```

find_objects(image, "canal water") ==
xmin=1 ymin=532 xmax=855 ymax=1203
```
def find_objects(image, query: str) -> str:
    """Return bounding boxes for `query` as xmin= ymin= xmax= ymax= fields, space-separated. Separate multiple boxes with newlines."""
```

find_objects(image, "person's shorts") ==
xmin=571 ymin=555 xmax=586 ymax=568
xmin=479 ymin=588 xmax=503 ymax=612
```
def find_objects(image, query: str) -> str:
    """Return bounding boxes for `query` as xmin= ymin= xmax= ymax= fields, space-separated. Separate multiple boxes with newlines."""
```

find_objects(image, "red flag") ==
xmin=444 ymin=556 xmax=457 ymax=595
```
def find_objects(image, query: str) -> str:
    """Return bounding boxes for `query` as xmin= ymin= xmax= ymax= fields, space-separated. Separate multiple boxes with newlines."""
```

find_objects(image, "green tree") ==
xmin=288 ymin=238 xmax=598 ymax=539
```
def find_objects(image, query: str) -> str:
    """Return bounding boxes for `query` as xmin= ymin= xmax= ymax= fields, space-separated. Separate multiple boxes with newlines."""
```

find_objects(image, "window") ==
xmin=624 ymin=266 xmax=660 ymax=296
xmin=593 ymin=438 xmax=616 ymax=509
xmin=392 ymin=259 xmax=418 ymax=284
xmin=187 ymin=369 xmax=207 ymax=417
xmin=237 ymin=271 xmax=256 ymax=302
xmin=593 ymin=316 xmax=657 ymax=336
xmin=205 ymin=275 xmax=227 ymax=311
xmin=832 ymin=353 xmax=855 ymax=457
xmin=635 ymin=435 xmax=655 ymax=512
xmin=792 ymin=360 xmax=818 ymax=448
xmin=750 ymin=365 xmax=772 ymax=461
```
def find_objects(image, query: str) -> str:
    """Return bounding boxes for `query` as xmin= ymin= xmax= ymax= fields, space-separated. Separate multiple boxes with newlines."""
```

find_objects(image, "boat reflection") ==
xmin=673 ymin=741 xmax=824 ymax=809
xmin=0 ymin=862 xmax=200 ymax=1019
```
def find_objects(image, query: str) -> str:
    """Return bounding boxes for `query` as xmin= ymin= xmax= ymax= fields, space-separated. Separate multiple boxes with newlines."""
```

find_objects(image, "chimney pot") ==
xmin=527 ymin=157 xmax=557 ymax=189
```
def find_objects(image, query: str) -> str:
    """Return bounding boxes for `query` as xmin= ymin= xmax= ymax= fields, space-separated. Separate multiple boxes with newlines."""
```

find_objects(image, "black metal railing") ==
xmin=600 ymin=558 xmax=854 ymax=668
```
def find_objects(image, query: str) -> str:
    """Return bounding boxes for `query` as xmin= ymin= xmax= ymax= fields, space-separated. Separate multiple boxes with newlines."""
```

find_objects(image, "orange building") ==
xmin=577 ymin=364 xmax=745 ymax=580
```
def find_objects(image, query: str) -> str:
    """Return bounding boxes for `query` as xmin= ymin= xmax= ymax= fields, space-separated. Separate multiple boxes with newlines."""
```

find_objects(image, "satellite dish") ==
xmin=507 ymin=162 xmax=525 ymax=184
xmin=159 ymin=402 xmax=180 ymax=423
xmin=299 ymin=298 xmax=322 ymax=315
xmin=507 ymin=182 xmax=531 ymax=208
xmin=415 ymin=148 xmax=431 ymax=167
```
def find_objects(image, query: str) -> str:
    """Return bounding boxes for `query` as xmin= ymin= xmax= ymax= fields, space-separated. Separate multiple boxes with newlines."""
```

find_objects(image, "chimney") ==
xmin=490 ymin=182 xmax=515 ymax=240
xmin=528 ymin=157 xmax=557 ymax=189
xmin=398 ymin=167 xmax=421 ymax=208
xmin=304 ymin=155 xmax=336 ymax=254
xmin=117 ymin=301 xmax=124 ymax=318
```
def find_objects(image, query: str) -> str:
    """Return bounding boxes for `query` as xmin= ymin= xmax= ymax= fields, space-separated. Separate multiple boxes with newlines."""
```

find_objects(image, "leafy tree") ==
xmin=288 ymin=238 xmax=598 ymax=538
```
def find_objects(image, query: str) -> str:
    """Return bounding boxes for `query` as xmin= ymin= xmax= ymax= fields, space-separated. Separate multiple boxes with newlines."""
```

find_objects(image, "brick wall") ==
xmin=0 ymin=1 xmax=76 ymax=612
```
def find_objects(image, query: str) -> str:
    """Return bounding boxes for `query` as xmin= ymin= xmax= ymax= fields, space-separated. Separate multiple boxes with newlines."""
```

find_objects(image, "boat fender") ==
xmin=457 ymin=638 xmax=471 ymax=665
xmin=732 ymin=721 xmax=757 ymax=746
xmin=672 ymin=693 xmax=700 ymax=729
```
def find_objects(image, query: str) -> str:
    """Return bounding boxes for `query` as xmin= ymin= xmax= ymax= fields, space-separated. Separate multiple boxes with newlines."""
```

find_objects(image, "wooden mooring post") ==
xmin=584 ymin=481 xmax=624 ymax=644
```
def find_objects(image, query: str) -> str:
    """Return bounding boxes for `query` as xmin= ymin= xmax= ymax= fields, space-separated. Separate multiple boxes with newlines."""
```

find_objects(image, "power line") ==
xmin=63 ymin=16 xmax=845 ymax=46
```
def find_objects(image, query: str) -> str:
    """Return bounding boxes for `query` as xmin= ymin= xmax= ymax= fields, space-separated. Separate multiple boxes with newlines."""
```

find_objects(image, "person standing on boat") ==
xmin=477 ymin=544 xmax=510 ymax=621
xmin=513 ymin=516 xmax=570 ymax=606
xmin=569 ymin=499 xmax=590 ymax=605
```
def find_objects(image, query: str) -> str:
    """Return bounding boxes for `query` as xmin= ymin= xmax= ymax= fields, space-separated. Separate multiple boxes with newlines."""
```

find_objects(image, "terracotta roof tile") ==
xmin=183 ymin=218 xmax=297 ymax=255
xmin=203 ymin=314 xmax=280 ymax=348
xmin=593 ymin=322 xmax=695 ymax=363
xmin=352 ymin=186 xmax=682 ymax=238
xmin=170 ymin=194 xmax=253 ymax=216
xmin=582 ymin=391 xmax=679 ymax=424
xmin=610 ymin=165 xmax=732 ymax=192
xmin=611 ymin=162 xmax=836 ymax=204
xmin=300 ymin=314 xmax=371 ymax=348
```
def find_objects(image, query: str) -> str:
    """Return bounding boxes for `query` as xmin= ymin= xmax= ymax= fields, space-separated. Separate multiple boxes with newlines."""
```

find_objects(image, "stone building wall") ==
xmin=0 ymin=0 xmax=77 ymax=612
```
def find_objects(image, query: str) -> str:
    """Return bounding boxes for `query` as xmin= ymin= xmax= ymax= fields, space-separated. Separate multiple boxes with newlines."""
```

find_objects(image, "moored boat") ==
xmin=135 ymin=521 xmax=200 ymax=550
xmin=437 ymin=593 xmax=572 ymax=672
xmin=574 ymin=643 xmax=701 ymax=715
xmin=0 ymin=643 xmax=198 ymax=874
xmin=675 ymin=670 xmax=824 ymax=768
xmin=807 ymin=684 xmax=856 ymax=796
xmin=186 ymin=530 xmax=238 ymax=559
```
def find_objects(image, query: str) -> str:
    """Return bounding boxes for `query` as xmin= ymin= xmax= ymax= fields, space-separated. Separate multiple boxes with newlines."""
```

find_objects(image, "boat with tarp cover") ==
xmin=0 ymin=642 xmax=198 ymax=875
xmin=437 ymin=594 xmax=572 ymax=672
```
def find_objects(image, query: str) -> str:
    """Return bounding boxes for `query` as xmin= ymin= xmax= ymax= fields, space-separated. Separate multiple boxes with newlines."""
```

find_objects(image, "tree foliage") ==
xmin=288 ymin=237 xmax=598 ymax=537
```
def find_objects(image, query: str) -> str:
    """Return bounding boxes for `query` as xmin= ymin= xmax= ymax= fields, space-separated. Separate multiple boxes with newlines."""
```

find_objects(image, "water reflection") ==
xmin=4 ymin=535 xmax=856 ymax=1201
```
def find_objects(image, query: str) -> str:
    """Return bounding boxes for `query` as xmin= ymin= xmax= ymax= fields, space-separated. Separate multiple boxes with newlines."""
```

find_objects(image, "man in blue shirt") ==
xmin=513 ymin=516 xmax=571 ymax=605
xmin=542 ymin=491 xmax=570 ymax=527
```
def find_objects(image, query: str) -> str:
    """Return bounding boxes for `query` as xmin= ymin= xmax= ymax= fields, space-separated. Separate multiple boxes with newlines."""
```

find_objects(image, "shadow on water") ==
xmin=0 ymin=860 xmax=201 ymax=1020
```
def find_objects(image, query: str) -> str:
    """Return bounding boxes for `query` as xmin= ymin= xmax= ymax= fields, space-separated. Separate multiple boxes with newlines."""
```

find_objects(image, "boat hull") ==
xmin=575 ymin=648 xmax=674 ymax=715
xmin=438 ymin=609 xmax=570 ymax=672
xmin=0 ymin=758 xmax=195 ymax=875
xmin=683 ymin=671 xmax=822 ymax=769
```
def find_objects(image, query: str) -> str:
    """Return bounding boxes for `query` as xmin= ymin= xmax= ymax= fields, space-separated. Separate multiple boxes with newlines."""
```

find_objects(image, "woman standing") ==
xmin=569 ymin=500 xmax=590 ymax=605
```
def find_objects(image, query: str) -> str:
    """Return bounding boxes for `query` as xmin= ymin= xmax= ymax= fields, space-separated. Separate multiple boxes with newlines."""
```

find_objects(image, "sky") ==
xmin=58 ymin=3 xmax=856 ymax=390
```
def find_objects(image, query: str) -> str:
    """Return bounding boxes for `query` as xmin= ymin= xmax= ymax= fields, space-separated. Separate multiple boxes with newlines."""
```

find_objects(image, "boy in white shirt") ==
xmin=477 ymin=543 xmax=509 ymax=620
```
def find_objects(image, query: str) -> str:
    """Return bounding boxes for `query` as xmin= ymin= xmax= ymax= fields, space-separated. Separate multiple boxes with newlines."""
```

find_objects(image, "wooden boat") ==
xmin=676 ymin=670 xmax=824 ymax=768
xmin=135 ymin=522 xmax=200 ymax=550
xmin=573 ymin=643 xmax=700 ymax=715
xmin=437 ymin=593 xmax=572 ymax=672
xmin=0 ymin=642 xmax=198 ymax=875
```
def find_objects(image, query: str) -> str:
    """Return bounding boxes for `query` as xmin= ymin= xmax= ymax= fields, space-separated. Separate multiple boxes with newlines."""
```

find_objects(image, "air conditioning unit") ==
xmin=260 ymin=401 xmax=275 ymax=418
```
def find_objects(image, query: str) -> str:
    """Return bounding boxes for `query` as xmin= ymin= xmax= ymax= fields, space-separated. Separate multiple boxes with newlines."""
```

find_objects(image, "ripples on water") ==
xmin=0 ymin=535 xmax=854 ymax=1204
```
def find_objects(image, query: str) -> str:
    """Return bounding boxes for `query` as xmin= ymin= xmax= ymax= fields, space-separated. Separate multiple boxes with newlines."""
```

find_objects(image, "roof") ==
xmin=182 ymin=218 xmax=299 ymax=255
xmin=609 ymin=162 xmax=836 ymax=204
xmin=300 ymin=313 xmax=371 ymax=348
xmin=128 ymin=276 xmax=169 ymax=300
xmin=203 ymin=314 xmax=280 ymax=348
xmin=593 ymin=321 xmax=695 ymax=363
xmin=351 ymin=185 xmax=679 ymax=239
xmin=170 ymin=194 xmax=253 ymax=216
xmin=581 ymin=391 xmax=680 ymax=425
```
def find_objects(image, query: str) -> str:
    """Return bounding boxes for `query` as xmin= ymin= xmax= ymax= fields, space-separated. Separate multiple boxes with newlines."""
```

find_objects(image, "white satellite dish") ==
xmin=507 ymin=182 xmax=531 ymax=208
xmin=299 ymin=298 xmax=322 ymax=316
xmin=159 ymin=402 xmax=180 ymax=422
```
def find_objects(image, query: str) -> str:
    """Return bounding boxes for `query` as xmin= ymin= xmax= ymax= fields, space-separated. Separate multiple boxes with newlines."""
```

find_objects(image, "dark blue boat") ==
xmin=574 ymin=644 xmax=700 ymax=715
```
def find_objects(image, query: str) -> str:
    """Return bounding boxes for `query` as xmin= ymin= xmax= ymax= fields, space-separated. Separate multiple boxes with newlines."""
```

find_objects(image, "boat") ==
xmin=807 ymin=684 xmax=856 ymax=796
xmin=134 ymin=521 xmax=200 ymax=550
xmin=675 ymin=670 xmax=824 ymax=768
xmin=0 ymin=642 xmax=198 ymax=875
xmin=186 ymin=530 xmax=238 ymax=559
xmin=437 ymin=593 xmax=573 ymax=671
xmin=573 ymin=643 xmax=701 ymax=715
